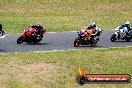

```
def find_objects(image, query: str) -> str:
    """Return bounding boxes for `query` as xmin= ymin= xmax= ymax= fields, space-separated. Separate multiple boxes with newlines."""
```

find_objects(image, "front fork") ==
xmin=114 ymin=32 xmax=119 ymax=39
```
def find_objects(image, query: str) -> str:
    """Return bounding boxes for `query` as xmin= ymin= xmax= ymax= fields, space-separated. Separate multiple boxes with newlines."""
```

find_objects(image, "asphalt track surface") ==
xmin=0 ymin=30 xmax=132 ymax=53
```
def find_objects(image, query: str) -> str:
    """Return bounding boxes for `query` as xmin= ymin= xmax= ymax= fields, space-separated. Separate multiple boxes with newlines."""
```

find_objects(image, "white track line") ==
xmin=0 ymin=46 xmax=131 ymax=54
xmin=0 ymin=53 xmax=10 ymax=55
xmin=30 ymin=46 xmax=132 ymax=53
xmin=69 ymin=31 xmax=77 ymax=32
xmin=48 ymin=32 xmax=57 ymax=33
xmin=31 ymin=49 xmax=81 ymax=53
xmin=6 ymin=31 xmax=77 ymax=35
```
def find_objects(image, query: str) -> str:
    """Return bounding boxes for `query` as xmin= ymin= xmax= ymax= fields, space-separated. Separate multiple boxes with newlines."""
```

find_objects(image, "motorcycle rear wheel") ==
xmin=125 ymin=37 xmax=131 ymax=42
xmin=37 ymin=36 xmax=43 ymax=42
xmin=90 ymin=43 xmax=97 ymax=47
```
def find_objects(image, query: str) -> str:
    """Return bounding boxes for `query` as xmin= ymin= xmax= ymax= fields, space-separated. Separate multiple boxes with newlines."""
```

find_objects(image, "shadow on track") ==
xmin=75 ymin=45 xmax=102 ymax=48
xmin=112 ymin=41 xmax=132 ymax=42
xmin=21 ymin=42 xmax=50 ymax=45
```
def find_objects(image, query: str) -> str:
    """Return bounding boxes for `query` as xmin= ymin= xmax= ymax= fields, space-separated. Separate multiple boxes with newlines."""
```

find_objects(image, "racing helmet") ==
xmin=36 ymin=22 xmax=42 ymax=26
xmin=0 ymin=24 xmax=2 ymax=29
xmin=89 ymin=22 xmax=96 ymax=28
xmin=125 ymin=21 xmax=130 ymax=25
xmin=125 ymin=21 xmax=130 ymax=27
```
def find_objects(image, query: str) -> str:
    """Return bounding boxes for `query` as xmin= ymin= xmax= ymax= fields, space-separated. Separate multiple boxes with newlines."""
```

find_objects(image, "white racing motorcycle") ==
xmin=0 ymin=30 xmax=6 ymax=38
xmin=110 ymin=27 xmax=132 ymax=42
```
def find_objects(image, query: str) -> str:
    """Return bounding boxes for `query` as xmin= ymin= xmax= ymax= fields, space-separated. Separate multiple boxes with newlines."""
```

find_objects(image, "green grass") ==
xmin=0 ymin=47 xmax=132 ymax=88
xmin=6 ymin=79 xmax=32 ymax=88
xmin=0 ymin=0 xmax=132 ymax=33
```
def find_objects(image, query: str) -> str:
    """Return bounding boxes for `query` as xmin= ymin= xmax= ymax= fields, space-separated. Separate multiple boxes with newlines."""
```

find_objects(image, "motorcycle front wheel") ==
xmin=17 ymin=36 xmax=23 ymax=44
xmin=74 ymin=38 xmax=80 ymax=47
xmin=0 ymin=31 xmax=3 ymax=37
xmin=110 ymin=34 xmax=116 ymax=42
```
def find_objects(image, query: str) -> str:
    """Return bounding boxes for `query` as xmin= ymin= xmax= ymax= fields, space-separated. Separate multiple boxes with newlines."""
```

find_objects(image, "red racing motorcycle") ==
xmin=17 ymin=25 xmax=47 ymax=44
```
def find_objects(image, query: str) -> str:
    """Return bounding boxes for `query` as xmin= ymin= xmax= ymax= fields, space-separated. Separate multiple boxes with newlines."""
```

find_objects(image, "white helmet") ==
xmin=125 ymin=21 xmax=130 ymax=25
xmin=90 ymin=22 xmax=95 ymax=26
xmin=89 ymin=22 xmax=96 ymax=28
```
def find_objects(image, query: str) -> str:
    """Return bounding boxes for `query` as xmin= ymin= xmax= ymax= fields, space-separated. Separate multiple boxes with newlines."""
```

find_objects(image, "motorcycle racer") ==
xmin=17 ymin=23 xmax=47 ymax=44
xmin=115 ymin=21 xmax=132 ymax=34
xmin=85 ymin=22 xmax=102 ymax=41
xmin=74 ymin=22 xmax=102 ymax=47
xmin=0 ymin=24 xmax=6 ymax=38
xmin=111 ymin=21 xmax=132 ymax=42
xmin=30 ymin=22 xmax=47 ymax=33
xmin=0 ymin=24 xmax=5 ymax=35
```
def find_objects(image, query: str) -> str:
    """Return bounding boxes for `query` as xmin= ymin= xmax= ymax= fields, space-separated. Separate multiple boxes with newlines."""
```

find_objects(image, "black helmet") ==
xmin=0 ymin=24 xmax=2 ymax=29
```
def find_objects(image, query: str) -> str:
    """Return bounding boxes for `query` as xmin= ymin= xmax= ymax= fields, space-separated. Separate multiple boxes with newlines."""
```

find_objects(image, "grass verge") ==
xmin=0 ymin=47 xmax=132 ymax=88
xmin=0 ymin=0 xmax=132 ymax=33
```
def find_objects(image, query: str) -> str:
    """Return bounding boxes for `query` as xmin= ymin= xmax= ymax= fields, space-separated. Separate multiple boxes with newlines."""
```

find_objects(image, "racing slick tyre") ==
xmin=90 ymin=42 xmax=97 ymax=47
xmin=33 ymin=37 xmax=43 ymax=44
xmin=17 ymin=36 xmax=23 ymax=44
xmin=33 ymin=41 xmax=39 ymax=44
xmin=110 ymin=34 xmax=116 ymax=42
xmin=37 ymin=36 xmax=43 ymax=43
xmin=74 ymin=38 xmax=80 ymax=47
xmin=90 ymin=38 xmax=97 ymax=47
xmin=125 ymin=37 xmax=131 ymax=42
xmin=0 ymin=31 xmax=3 ymax=37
